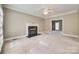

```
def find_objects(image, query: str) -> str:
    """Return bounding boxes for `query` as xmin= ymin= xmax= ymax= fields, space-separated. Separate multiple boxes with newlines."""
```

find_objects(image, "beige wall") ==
xmin=63 ymin=13 xmax=78 ymax=35
xmin=78 ymin=10 xmax=79 ymax=38
xmin=44 ymin=18 xmax=51 ymax=33
xmin=3 ymin=7 xmax=79 ymax=39
xmin=44 ymin=12 xmax=79 ymax=36
xmin=3 ymin=8 xmax=44 ymax=39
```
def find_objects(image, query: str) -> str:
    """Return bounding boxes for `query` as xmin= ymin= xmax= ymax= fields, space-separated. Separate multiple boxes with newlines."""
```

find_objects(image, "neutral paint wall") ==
xmin=3 ymin=7 xmax=79 ymax=39
xmin=63 ymin=13 xmax=78 ymax=35
xmin=44 ymin=18 xmax=51 ymax=33
xmin=78 ymin=10 xmax=79 ymax=38
xmin=44 ymin=12 xmax=79 ymax=36
xmin=3 ymin=8 xmax=44 ymax=39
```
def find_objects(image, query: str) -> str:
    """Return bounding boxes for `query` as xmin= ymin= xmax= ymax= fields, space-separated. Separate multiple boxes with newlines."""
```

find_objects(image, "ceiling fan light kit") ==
xmin=43 ymin=7 xmax=54 ymax=15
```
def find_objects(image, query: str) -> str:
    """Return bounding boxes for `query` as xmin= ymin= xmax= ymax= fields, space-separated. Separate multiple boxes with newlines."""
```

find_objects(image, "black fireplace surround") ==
xmin=28 ymin=26 xmax=37 ymax=37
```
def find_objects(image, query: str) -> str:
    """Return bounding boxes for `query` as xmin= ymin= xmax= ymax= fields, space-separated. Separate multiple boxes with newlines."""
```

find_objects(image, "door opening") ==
xmin=52 ymin=20 xmax=62 ymax=31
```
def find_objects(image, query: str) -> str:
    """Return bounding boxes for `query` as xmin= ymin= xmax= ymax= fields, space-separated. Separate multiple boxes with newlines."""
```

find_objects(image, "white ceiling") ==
xmin=3 ymin=4 xmax=79 ymax=18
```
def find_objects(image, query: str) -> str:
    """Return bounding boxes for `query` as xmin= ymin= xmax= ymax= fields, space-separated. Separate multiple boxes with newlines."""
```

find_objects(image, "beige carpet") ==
xmin=2 ymin=32 xmax=79 ymax=54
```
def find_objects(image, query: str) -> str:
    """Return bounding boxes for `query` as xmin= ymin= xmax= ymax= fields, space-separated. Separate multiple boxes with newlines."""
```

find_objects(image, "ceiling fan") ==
xmin=43 ymin=8 xmax=54 ymax=15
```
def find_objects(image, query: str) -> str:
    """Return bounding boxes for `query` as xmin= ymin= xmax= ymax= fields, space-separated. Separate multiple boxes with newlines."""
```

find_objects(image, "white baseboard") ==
xmin=62 ymin=33 xmax=78 ymax=39
xmin=4 ymin=33 xmax=79 ymax=42
xmin=4 ymin=32 xmax=44 ymax=42
xmin=4 ymin=35 xmax=27 ymax=42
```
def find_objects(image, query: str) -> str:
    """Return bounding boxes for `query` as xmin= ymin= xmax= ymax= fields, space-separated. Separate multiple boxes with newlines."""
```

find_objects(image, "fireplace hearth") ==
xmin=28 ymin=26 xmax=37 ymax=38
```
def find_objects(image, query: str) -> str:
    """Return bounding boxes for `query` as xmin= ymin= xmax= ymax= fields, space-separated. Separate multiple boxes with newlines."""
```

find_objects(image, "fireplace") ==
xmin=28 ymin=26 xmax=37 ymax=37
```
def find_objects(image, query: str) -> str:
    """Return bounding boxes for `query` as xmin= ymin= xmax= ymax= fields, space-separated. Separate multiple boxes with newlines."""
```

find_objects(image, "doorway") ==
xmin=52 ymin=20 xmax=62 ymax=31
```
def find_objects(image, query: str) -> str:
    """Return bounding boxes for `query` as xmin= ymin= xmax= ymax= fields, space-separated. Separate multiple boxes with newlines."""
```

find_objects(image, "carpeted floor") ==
xmin=2 ymin=32 xmax=79 ymax=54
